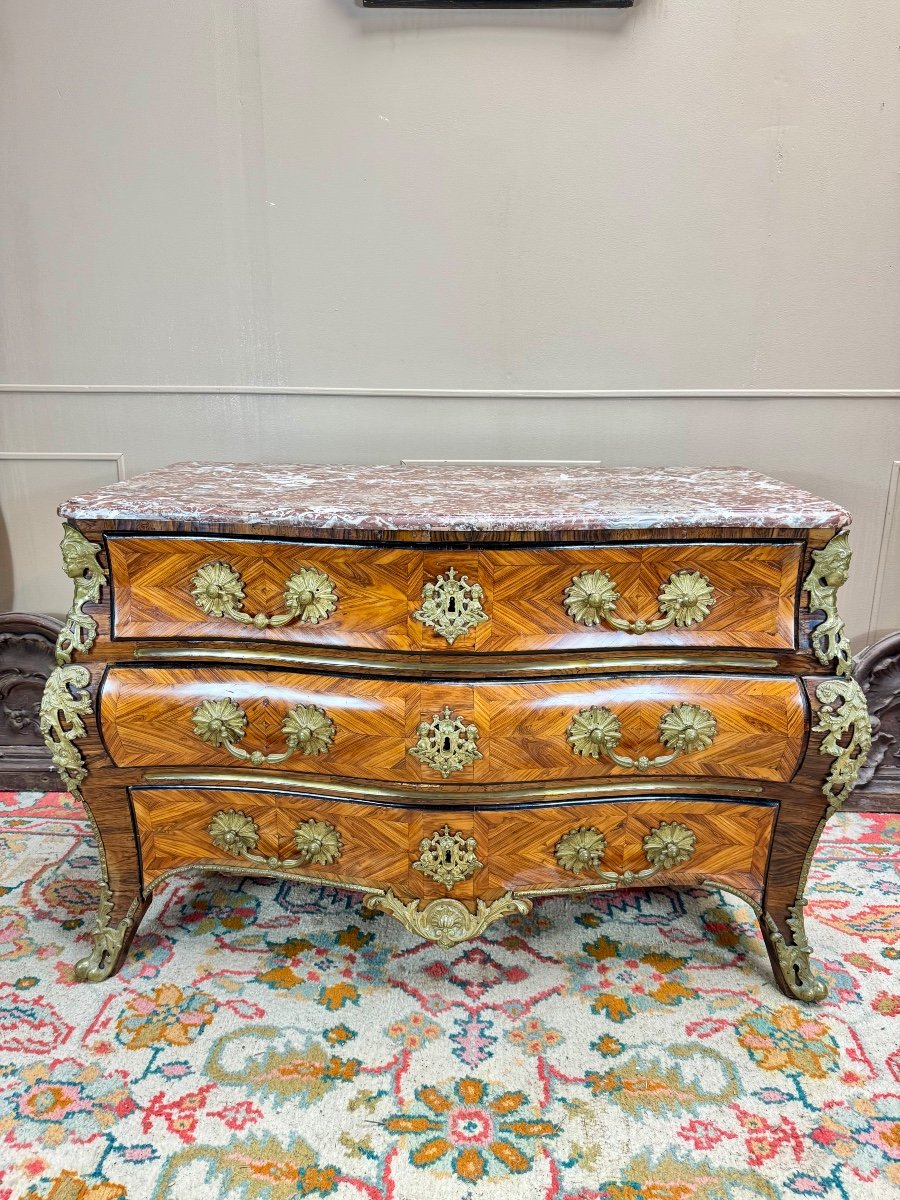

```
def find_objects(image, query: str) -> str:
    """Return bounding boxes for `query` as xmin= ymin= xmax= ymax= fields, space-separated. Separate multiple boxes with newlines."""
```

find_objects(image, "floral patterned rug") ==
xmin=0 ymin=791 xmax=897 ymax=1200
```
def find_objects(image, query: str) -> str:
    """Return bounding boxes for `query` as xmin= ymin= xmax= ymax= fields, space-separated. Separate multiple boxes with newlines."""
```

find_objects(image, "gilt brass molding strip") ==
xmin=143 ymin=859 xmax=388 ymax=900
xmin=132 ymin=644 xmax=781 ymax=676
xmin=138 ymin=769 xmax=764 ymax=802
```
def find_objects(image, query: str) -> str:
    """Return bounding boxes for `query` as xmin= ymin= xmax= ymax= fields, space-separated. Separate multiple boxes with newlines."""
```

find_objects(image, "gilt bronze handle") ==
xmin=190 ymin=561 xmax=338 ymax=629
xmin=567 ymin=702 xmax=717 ymax=773
xmin=207 ymin=809 xmax=343 ymax=868
xmin=554 ymin=821 xmax=696 ymax=883
xmin=564 ymin=569 xmax=715 ymax=634
xmin=191 ymin=698 xmax=335 ymax=766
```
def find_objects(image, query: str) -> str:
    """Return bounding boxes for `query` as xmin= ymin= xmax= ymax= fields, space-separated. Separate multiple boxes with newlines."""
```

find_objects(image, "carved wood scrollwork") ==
xmin=0 ymin=613 xmax=63 ymax=790
xmin=850 ymin=631 xmax=900 ymax=812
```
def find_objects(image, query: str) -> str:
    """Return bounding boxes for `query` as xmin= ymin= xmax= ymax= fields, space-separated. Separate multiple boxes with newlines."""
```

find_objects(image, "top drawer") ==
xmin=107 ymin=535 xmax=802 ymax=654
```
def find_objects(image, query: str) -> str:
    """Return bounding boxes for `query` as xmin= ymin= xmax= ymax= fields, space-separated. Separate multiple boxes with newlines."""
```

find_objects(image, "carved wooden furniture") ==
xmin=0 ymin=612 xmax=63 ymax=790
xmin=851 ymin=631 xmax=900 ymax=812
xmin=39 ymin=463 xmax=871 ymax=998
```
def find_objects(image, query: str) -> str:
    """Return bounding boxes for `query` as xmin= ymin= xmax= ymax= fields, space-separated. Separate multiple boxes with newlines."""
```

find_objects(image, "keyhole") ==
xmin=442 ymin=848 xmax=452 ymax=865
xmin=447 ymin=597 xmax=456 ymax=613
xmin=442 ymin=736 xmax=451 ymax=752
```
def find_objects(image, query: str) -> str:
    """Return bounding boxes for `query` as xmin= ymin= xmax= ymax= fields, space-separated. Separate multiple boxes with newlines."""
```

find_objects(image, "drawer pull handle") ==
xmin=412 ymin=824 xmax=483 ymax=889
xmin=564 ymin=569 xmax=715 ymax=634
xmin=191 ymin=698 xmax=336 ymax=766
xmin=553 ymin=826 xmax=607 ymax=875
xmin=409 ymin=706 xmax=483 ymax=778
xmin=413 ymin=567 xmax=489 ymax=645
xmin=555 ymin=821 xmax=696 ymax=881
xmin=190 ymin=562 xmax=338 ymax=629
xmin=207 ymin=808 xmax=343 ymax=868
xmin=567 ymin=702 xmax=717 ymax=773
xmin=292 ymin=818 xmax=343 ymax=866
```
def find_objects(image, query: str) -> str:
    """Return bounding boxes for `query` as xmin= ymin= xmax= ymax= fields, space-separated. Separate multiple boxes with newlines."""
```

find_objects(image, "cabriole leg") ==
xmin=760 ymin=898 xmax=828 ymax=1003
xmin=75 ymin=782 xmax=148 ymax=982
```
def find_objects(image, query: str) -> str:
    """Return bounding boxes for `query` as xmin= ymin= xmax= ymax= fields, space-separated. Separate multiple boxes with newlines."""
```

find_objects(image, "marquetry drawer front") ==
xmin=108 ymin=536 xmax=422 ymax=650
xmin=107 ymin=535 xmax=802 ymax=653
xmin=101 ymin=667 xmax=807 ymax=785
xmin=130 ymin=788 xmax=777 ymax=905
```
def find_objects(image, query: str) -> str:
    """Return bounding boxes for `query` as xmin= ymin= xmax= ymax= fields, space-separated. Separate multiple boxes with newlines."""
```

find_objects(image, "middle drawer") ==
xmin=99 ymin=667 xmax=807 ymax=785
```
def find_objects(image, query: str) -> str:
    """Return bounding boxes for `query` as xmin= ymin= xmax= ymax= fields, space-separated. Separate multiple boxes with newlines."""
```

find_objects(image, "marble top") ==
xmin=59 ymin=462 xmax=851 ymax=531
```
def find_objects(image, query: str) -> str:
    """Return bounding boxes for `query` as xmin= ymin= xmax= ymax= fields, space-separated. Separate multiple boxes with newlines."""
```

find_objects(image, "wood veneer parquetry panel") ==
xmin=131 ymin=789 xmax=777 ymax=905
xmin=100 ymin=666 xmax=808 ymax=785
xmin=108 ymin=536 xmax=420 ymax=650
xmin=107 ymin=535 xmax=802 ymax=654
xmin=477 ymin=543 xmax=801 ymax=653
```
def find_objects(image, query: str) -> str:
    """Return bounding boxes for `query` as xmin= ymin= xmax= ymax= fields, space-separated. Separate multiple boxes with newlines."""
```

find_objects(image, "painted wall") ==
xmin=1 ymin=1 xmax=898 ymax=640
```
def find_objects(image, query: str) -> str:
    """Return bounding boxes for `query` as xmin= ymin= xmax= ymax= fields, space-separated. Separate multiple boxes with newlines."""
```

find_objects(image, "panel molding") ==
xmin=0 ymin=451 xmax=126 ymax=479
xmin=0 ymin=452 xmax=125 ymax=612
xmin=0 ymin=386 xmax=898 ymax=400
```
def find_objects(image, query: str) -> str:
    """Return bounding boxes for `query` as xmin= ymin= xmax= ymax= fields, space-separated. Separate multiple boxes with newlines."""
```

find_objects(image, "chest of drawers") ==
xmin=40 ymin=463 xmax=871 ymax=1000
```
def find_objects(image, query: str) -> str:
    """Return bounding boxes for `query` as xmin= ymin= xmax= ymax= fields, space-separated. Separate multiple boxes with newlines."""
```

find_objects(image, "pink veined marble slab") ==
xmin=58 ymin=463 xmax=851 ymax=532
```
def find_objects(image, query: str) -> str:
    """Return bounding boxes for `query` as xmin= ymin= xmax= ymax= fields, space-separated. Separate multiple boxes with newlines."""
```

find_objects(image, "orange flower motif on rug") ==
xmin=115 ymin=984 xmax=217 ymax=1050
xmin=383 ymin=1077 xmax=559 ymax=1180
xmin=736 ymin=1005 xmax=841 ymax=1079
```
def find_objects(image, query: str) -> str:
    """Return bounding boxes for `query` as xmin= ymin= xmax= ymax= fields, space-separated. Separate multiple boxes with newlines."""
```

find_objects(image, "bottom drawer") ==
xmin=131 ymin=787 xmax=777 ymax=904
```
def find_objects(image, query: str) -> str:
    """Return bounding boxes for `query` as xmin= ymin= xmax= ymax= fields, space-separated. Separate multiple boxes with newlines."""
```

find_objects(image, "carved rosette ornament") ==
xmin=562 ymin=570 xmax=620 ymax=627
xmin=190 ymin=561 xmax=337 ymax=629
xmin=192 ymin=697 xmax=248 ymax=748
xmin=554 ymin=827 xmax=607 ymax=875
xmin=39 ymin=663 xmax=93 ymax=794
xmin=564 ymin=568 xmax=715 ymax=634
xmin=566 ymin=706 xmax=622 ymax=758
xmin=56 ymin=525 xmax=107 ymax=665
xmin=282 ymin=568 xmax=339 ymax=625
xmin=413 ymin=567 xmax=489 ymax=645
xmin=409 ymin=706 xmax=483 ymax=778
xmin=566 ymin=703 xmax=716 ymax=773
xmin=657 ymin=571 xmax=717 ymax=627
xmin=190 ymin=562 xmax=245 ymax=618
xmin=803 ymin=530 xmax=852 ymax=676
xmin=282 ymin=704 xmax=336 ymax=757
xmin=642 ymin=822 xmax=696 ymax=870
xmin=412 ymin=825 xmax=483 ymax=889
xmin=208 ymin=809 xmax=260 ymax=856
xmin=364 ymin=892 xmax=531 ymax=949
xmin=292 ymin=819 xmax=342 ymax=866
xmin=813 ymin=677 xmax=873 ymax=810
xmin=657 ymin=704 xmax=718 ymax=756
